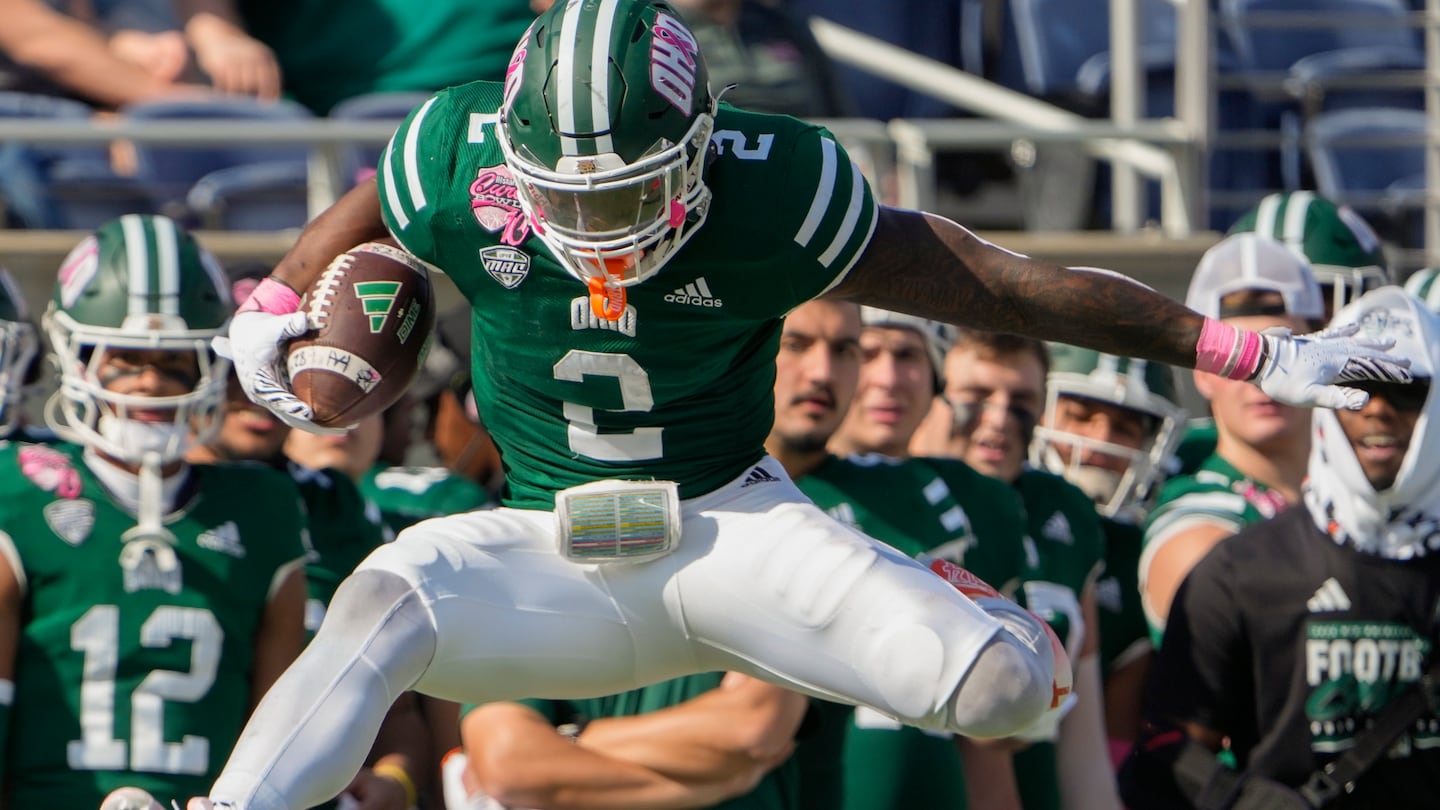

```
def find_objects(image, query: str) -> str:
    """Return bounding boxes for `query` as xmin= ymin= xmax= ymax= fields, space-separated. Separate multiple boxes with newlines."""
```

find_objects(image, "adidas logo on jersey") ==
xmin=1041 ymin=512 xmax=1074 ymax=544
xmin=198 ymin=521 xmax=247 ymax=558
xmin=740 ymin=465 xmax=780 ymax=487
xmin=664 ymin=277 xmax=723 ymax=308
xmin=1307 ymin=577 xmax=1352 ymax=613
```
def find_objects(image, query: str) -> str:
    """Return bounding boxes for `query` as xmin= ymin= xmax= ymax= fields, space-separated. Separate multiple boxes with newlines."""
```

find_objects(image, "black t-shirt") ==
xmin=1146 ymin=507 xmax=1440 ymax=808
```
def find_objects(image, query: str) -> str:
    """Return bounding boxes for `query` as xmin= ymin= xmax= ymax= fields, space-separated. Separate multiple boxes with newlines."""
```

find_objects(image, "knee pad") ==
xmin=946 ymin=600 xmax=1061 ymax=739
xmin=311 ymin=569 xmax=438 ymax=694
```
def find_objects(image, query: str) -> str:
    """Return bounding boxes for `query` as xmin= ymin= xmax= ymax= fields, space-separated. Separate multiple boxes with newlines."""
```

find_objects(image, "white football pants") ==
xmin=209 ymin=459 xmax=1005 ymax=810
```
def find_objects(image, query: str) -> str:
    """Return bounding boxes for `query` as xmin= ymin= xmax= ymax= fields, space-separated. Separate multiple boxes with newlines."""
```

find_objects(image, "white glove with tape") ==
xmin=1196 ymin=318 xmax=1411 ymax=410
xmin=1251 ymin=323 xmax=1412 ymax=410
xmin=212 ymin=278 xmax=348 ymax=436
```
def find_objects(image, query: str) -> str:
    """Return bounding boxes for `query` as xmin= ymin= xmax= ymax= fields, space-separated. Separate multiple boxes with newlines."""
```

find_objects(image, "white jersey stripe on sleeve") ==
xmin=379 ymin=139 xmax=410 ymax=230
xmin=794 ymin=138 xmax=838 ymax=248
xmin=402 ymin=96 xmax=439 ymax=215
xmin=818 ymin=160 xmax=867 ymax=268
xmin=815 ymin=201 xmax=877 ymax=298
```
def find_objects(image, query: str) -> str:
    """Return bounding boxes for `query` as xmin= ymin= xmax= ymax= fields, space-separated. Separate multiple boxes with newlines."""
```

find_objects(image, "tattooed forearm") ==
xmin=827 ymin=207 xmax=1206 ymax=369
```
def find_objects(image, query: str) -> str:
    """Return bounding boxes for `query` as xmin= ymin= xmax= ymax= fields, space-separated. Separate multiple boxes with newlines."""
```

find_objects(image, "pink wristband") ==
xmin=237 ymin=277 xmax=301 ymax=315
xmin=1195 ymin=317 xmax=1264 ymax=380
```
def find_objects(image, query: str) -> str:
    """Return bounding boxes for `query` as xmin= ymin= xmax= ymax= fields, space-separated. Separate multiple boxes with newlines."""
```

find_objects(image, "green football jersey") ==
xmin=359 ymin=463 xmax=492 ymax=535
xmin=1011 ymin=468 xmax=1105 ymax=810
xmin=794 ymin=454 xmax=1032 ymax=810
xmin=0 ymin=442 xmax=307 ymax=808
xmin=377 ymin=81 xmax=877 ymax=509
xmin=286 ymin=463 xmax=388 ymax=635
xmin=1141 ymin=453 xmax=1288 ymax=646
xmin=1095 ymin=518 xmax=1150 ymax=682
xmin=512 ymin=673 xmax=801 ymax=810
xmin=1173 ymin=418 xmax=1218 ymax=477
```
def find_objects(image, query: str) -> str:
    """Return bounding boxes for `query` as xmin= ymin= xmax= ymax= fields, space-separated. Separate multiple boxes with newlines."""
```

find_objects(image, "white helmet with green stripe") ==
xmin=1228 ymin=191 xmax=1391 ymax=318
xmin=44 ymin=214 xmax=232 ymax=462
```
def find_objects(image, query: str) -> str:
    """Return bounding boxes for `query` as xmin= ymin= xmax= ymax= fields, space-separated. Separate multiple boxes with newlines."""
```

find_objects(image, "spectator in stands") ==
xmin=0 ymin=0 xmax=205 ymax=107
xmin=1122 ymin=286 xmax=1440 ymax=809
xmin=1139 ymin=234 xmax=1325 ymax=646
xmin=1028 ymin=343 xmax=1185 ymax=766
xmin=911 ymin=329 xmax=1122 ymax=810
xmin=179 ymin=0 xmax=534 ymax=114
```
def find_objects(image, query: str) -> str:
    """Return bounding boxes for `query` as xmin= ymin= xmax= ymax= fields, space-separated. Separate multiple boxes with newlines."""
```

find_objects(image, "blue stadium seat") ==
xmin=1219 ymin=0 xmax=1420 ymax=76
xmin=327 ymin=91 xmax=430 ymax=187
xmin=1304 ymin=106 xmax=1426 ymax=246
xmin=123 ymin=96 xmax=314 ymax=229
xmin=185 ymin=162 xmax=309 ymax=231
xmin=968 ymin=0 xmax=1177 ymax=105
xmin=0 ymin=91 xmax=154 ymax=229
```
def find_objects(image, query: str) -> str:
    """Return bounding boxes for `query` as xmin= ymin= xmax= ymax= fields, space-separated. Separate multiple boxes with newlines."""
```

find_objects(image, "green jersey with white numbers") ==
xmin=1142 ymin=453 xmax=1288 ymax=646
xmin=794 ymin=454 xmax=1032 ymax=810
xmin=1011 ymin=468 xmax=1106 ymax=810
xmin=359 ymin=463 xmax=492 ymax=535
xmin=377 ymin=81 xmax=877 ymax=509
xmin=0 ymin=442 xmax=307 ymax=808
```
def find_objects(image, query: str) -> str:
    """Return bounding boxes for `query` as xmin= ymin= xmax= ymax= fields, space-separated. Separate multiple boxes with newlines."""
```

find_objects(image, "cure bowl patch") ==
xmin=287 ymin=346 xmax=383 ymax=393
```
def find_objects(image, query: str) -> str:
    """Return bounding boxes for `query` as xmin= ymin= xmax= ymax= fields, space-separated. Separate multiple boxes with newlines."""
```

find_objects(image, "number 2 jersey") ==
xmin=377 ymin=80 xmax=877 ymax=509
xmin=0 ymin=442 xmax=307 ymax=807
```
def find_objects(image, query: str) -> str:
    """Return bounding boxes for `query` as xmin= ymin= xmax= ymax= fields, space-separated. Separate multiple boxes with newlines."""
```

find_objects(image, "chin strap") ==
xmin=121 ymin=451 xmax=177 ymax=546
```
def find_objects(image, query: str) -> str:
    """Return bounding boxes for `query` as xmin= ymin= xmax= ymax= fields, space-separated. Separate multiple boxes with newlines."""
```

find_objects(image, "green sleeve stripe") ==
xmin=0 ymin=530 xmax=23 ymax=598
xmin=793 ymin=136 xmax=838 ymax=249
xmin=1150 ymin=491 xmax=1247 ymax=525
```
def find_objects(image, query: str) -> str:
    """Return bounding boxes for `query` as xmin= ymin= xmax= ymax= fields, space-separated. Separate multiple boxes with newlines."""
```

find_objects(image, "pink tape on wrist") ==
xmin=237 ymin=277 xmax=301 ymax=315
xmin=1195 ymin=317 xmax=1264 ymax=380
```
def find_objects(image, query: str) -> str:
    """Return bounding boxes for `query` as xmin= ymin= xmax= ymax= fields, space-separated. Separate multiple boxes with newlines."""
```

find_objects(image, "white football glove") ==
xmin=213 ymin=309 xmax=348 ymax=436
xmin=1251 ymin=322 xmax=1412 ymax=410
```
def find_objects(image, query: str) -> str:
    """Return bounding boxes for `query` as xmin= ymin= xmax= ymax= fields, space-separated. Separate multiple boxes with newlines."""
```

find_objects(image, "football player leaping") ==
xmin=174 ymin=2 xmax=1411 ymax=809
xmin=0 ymin=215 xmax=310 ymax=810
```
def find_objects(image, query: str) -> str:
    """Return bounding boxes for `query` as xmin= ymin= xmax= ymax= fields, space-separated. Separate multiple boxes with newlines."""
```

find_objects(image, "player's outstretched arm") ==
xmin=270 ymin=178 xmax=391 ymax=295
xmin=827 ymin=207 xmax=1410 ymax=409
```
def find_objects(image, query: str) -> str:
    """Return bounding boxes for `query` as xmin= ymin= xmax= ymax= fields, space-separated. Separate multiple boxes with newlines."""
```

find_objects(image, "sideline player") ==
xmin=0 ymin=215 xmax=308 ymax=809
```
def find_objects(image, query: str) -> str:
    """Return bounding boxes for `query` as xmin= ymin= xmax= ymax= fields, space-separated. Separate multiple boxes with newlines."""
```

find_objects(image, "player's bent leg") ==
xmin=673 ymin=466 xmax=1056 ymax=738
xmin=208 ymin=568 xmax=437 ymax=810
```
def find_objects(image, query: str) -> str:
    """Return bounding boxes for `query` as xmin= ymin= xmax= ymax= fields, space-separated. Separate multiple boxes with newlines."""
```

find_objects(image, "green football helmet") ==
xmin=44 ymin=214 xmax=232 ymax=463
xmin=1228 ymin=191 xmax=1391 ymax=317
xmin=0 ymin=269 xmax=39 ymax=439
xmin=498 ymin=0 xmax=716 ymax=288
xmin=1030 ymin=344 xmax=1185 ymax=520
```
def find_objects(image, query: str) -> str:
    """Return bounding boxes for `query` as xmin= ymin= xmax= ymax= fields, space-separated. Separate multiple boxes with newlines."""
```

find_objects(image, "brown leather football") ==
xmin=285 ymin=238 xmax=435 ymax=428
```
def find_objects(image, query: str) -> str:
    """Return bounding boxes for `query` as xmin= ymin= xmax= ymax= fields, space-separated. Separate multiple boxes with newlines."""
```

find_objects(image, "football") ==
xmin=285 ymin=238 xmax=435 ymax=428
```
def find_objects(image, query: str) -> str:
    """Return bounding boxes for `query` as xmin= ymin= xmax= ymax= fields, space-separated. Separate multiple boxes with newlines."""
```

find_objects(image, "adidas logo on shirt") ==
xmin=1307 ymin=577 xmax=1352 ymax=613
xmin=664 ymin=277 xmax=723 ymax=308
xmin=741 ymin=465 xmax=780 ymax=487
xmin=1041 ymin=512 xmax=1074 ymax=544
